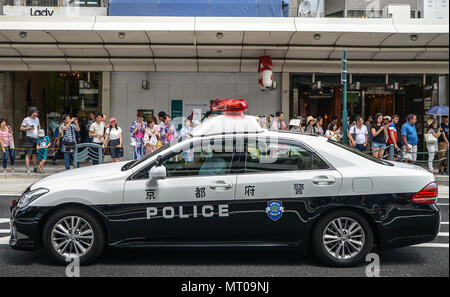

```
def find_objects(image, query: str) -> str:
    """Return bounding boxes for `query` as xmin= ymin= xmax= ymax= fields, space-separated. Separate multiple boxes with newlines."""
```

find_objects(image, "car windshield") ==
xmin=327 ymin=139 xmax=393 ymax=166
xmin=121 ymin=143 xmax=171 ymax=171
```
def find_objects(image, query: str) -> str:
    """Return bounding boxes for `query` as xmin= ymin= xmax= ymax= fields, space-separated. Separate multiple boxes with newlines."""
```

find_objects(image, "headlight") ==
xmin=17 ymin=188 xmax=49 ymax=208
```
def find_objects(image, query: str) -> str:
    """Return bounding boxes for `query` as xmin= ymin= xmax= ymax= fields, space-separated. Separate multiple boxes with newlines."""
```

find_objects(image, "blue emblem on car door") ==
xmin=266 ymin=200 xmax=284 ymax=221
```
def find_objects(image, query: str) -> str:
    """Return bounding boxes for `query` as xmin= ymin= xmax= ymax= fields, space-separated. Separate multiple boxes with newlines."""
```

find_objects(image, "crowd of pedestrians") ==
xmin=262 ymin=110 xmax=449 ymax=174
xmin=0 ymin=106 xmax=448 ymax=174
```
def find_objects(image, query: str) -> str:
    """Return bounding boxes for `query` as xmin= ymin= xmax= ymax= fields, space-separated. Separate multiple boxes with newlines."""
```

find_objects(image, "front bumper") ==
xmin=9 ymin=203 xmax=46 ymax=251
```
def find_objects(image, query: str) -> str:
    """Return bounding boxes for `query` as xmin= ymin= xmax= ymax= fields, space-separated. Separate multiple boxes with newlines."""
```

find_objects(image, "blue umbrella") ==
xmin=426 ymin=105 xmax=449 ymax=116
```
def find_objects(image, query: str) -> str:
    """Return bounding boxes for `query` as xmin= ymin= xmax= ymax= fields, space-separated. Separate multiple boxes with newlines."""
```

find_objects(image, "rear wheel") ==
xmin=42 ymin=207 xmax=105 ymax=265
xmin=311 ymin=210 xmax=373 ymax=267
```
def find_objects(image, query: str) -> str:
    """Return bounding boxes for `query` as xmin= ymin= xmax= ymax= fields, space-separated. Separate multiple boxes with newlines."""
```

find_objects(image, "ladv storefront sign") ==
xmin=2 ymin=6 xmax=107 ymax=17
xmin=30 ymin=7 xmax=54 ymax=16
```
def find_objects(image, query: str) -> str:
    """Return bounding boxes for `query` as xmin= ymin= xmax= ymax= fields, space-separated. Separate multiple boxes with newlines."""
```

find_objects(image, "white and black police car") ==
xmin=10 ymin=98 xmax=440 ymax=267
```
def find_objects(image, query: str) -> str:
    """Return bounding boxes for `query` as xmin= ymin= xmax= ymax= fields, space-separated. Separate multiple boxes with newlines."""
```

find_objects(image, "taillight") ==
xmin=411 ymin=182 xmax=438 ymax=204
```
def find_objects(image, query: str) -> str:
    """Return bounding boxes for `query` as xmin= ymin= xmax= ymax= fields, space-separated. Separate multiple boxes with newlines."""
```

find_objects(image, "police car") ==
xmin=10 ymin=99 xmax=440 ymax=267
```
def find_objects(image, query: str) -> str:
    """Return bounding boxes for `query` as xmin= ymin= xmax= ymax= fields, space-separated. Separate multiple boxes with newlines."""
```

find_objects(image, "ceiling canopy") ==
xmin=0 ymin=16 xmax=448 ymax=73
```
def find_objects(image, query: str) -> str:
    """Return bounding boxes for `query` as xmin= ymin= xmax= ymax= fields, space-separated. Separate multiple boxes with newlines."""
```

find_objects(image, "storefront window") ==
xmin=12 ymin=71 xmax=102 ymax=145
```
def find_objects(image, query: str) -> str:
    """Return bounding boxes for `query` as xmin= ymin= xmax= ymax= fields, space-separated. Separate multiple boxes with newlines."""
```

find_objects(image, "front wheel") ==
xmin=311 ymin=210 xmax=373 ymax=267
xmin=42 ymin=207 xmax=105 ymax=265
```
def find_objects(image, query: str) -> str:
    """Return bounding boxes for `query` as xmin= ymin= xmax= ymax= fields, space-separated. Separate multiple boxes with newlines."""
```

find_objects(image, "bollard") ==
xmin=98 ymin=147 xmax=103 ymax=165
xmin=389 ymin=144 xmax=394 ymax=161
xmin=447 ymin=148 xmax=449 ymax=176
xmin=73 ymin=146 xmax=78 ymax=169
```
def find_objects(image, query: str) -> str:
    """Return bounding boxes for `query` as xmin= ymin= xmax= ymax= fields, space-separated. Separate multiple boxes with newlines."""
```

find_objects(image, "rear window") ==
xmin=327 ymin=139 xmax=393 ymax=166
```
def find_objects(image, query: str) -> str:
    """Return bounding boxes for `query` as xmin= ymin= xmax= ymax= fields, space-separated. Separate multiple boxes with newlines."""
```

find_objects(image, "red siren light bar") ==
xmin=210 ymin=98 xmax=248 ymax=116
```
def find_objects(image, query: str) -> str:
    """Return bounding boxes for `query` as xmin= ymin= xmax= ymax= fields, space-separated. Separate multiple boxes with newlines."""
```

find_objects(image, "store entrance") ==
xmin=12 ymin=71 xmax=102 ymax=148
xmin=364 ymin=93 xmax=394 ymax=119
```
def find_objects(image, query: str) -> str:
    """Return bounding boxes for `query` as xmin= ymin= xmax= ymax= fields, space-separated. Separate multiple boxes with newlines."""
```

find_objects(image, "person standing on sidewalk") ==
xmin=371 ymin=113 xmax=388 ymax=159
xmin=316 ymin=116 xmax=324 ymax=136
xmin=386 ymin=115 xmax=400 ymax=160
xmin=425 ymin=119 xmax=442 ymax=174
xmin=89 ymin=113 xmax=105 ymax=165
xmin=270 ymin=112 xmax=286 ymax=131
xmin=348 ymin=115 xmax=368 ymax=152
xmin=130 ymin=112 xmax=147 ymax=160
xmin=103 ymin=117 xmax=123 ymax=163
xmin=159 ymin=114 xmax=177 ymax=146
xmin=401 ymin=114 xmax=418 ymax=164
xmin=143 ymin=117 xmax=160 ymax=154
xmin=0 ymin=118 xmax=15 ymax=173
xmin=36 ymin=129 xmax=51 ymax=173
xmin=61 ymin=115 xmax=80 ymax=170
xmin=20 ymin=107 xmax=40 ymax=174
xmin=438 ymin=115 xmax=449 ymax=174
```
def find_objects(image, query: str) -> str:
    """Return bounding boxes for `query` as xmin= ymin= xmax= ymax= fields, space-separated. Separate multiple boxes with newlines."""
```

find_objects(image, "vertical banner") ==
xmin=171 ymin=100 xmax=183 ymax=130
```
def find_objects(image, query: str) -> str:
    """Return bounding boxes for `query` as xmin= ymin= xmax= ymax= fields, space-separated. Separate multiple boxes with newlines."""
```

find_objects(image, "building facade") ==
xmin=0 ymin=0 xmax=448 ymax=160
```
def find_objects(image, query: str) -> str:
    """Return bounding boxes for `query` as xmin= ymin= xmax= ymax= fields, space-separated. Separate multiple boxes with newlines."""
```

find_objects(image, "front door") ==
xmin=234 ymin=137 xmax=342 ymax=243
xmin=123 ymin=137 xmax=237 ymax=243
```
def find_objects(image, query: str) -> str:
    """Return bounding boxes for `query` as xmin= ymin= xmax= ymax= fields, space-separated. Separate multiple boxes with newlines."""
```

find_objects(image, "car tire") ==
xmin=42 ymin=207 xmax=105 ymax=265
xmin=311 ymin=209 xmax=373 ymax=267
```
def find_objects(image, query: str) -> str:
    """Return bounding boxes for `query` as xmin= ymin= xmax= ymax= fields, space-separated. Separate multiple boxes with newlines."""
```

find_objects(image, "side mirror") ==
xmin=156 ymin=155 xmax=163 ymax=166
xmin=147 ymin=164 xmax=166 ymax=187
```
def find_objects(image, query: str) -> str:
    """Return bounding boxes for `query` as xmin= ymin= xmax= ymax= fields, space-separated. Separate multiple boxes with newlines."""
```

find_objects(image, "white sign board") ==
xmin=289 ymin=119 xmax=301 ymax=126
xmin=183 ymin=100 xmax=210 ymax=122
xmin=423 ymin=0 xmax=449 ymax=19
xmin=2 ymin=6 xmax=107 ymax=17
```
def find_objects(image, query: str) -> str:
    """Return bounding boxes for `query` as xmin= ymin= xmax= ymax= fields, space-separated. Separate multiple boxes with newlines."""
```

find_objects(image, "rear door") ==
xmin=233 ymin=137 xmax=342 ymax=243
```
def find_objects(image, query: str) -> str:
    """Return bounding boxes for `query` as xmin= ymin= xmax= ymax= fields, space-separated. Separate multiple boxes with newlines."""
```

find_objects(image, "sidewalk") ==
xmin=0 ymin=159 xmax=101 ymax=195
xmin=0 ymin=160 xmax=448 ymax=196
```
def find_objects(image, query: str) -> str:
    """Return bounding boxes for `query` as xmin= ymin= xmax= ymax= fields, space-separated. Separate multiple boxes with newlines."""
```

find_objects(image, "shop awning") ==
xmin=0 ymin=16 xmax=448 ymax=73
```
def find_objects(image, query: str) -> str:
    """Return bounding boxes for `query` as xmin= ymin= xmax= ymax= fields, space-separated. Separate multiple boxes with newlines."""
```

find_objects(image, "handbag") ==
xmin=130 ymin=137 xmax=136 ymax=147
xmin=149 ymin=134 xmax=158 ymax=146
xmin=425 ymin=131 xmax=438 ymax=144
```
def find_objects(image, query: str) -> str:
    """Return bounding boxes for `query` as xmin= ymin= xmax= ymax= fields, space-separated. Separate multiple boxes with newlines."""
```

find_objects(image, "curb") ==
xmin=436 ymin=175 xmax=449 ymax=183
xmin=0 ymin=173 xmax=54 ymax=179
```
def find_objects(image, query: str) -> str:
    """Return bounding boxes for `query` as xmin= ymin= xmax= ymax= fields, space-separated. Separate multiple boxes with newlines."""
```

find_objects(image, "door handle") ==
xmin=312 ymin=175 xmax=336 ymax=185
xmin=209 ymin=181 xmax=233 ymax=191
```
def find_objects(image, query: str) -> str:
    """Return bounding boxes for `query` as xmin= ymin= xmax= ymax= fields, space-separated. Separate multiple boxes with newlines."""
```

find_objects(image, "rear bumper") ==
xmin=377 ymin=204 xmax=440 ymax=250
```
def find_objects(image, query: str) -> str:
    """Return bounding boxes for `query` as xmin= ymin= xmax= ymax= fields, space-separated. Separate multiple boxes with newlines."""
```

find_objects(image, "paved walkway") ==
xmin=0 ymin=159 xmax=107 ymax=195
xmin=0 ymin=160 xmax=448 ymax=196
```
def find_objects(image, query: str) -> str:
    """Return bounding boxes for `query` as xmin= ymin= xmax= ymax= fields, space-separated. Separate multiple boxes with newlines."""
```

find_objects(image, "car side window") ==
xmin=131 ymin=163 xmax=155 ymax=180
xmin=245 ymin=139 xmax=329 ymax=172
xmin=162 ymin=139 xmax=234 ymax=177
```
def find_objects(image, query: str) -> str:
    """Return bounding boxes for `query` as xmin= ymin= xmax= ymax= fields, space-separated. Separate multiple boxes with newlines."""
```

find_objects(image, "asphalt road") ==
xmin=0 ymin=195 xmax=448 ymax=277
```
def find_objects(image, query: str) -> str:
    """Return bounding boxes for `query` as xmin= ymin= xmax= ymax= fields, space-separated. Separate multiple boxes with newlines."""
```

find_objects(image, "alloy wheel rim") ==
xmin=322 ymin=217 xmax=365 ymax=260
xmin=51 ymin=216 xmax=94 ymax=258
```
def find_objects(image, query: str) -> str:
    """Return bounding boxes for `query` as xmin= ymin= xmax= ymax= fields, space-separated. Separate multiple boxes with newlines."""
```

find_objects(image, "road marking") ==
xmin=441 ymin=222 xmax=449 ymax=225
xmin=438 ymin=232 xmax=449 ymax=237
xmin=0 ymin=229 xmax=9 ymax=234
xmin=412 ymin=243 xmax=449 ymax=248
xmin=437 ymin=203 xmax=449 ymax=206
xmin=0 ymin=236 xmax=9 ymax=245
xmin=0 ymin=218 xmax=9 ymax=224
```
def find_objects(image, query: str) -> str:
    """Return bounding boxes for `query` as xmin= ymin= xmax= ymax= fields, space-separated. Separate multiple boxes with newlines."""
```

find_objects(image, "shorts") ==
xmin=355 ymin=143 xmax=366 ymax=152
xmin=402 ymin=145 xmax=418 ymax=161
xmin=37 ymin=149 xmax=48 ymax=161
xmin=372 ymin=142 xmax=386 ymax=150
xmin=109 ymin=139 xmax=123 ymax=159
xmin=24 ymin=136 xmax=37 ymax=155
